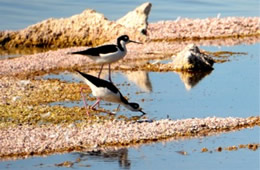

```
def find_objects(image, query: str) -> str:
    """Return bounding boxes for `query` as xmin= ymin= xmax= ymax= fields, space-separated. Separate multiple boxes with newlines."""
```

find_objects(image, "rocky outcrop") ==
xmin=170 ymin=44 xmax=214 ymax=71
xmin=0 ymin=2 xmax=151 ymax=48
xmin=116 ymin=2 xmax=152 ymax=35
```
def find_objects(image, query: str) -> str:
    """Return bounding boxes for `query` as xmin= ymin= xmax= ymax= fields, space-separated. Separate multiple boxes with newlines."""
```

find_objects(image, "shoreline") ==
xmin=0 ymin=116 xmax=259 ymax=160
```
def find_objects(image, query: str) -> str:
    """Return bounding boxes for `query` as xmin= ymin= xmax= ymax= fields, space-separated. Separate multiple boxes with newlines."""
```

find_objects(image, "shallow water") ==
xmin=0 ymin=0 xmax=259 ymax=170
xmin=45 ymin=44 xmax=259 ymax=120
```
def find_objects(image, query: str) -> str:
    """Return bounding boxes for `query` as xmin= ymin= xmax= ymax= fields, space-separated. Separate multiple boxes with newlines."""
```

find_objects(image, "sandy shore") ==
xmin=148 ymin=17 xmax=259 ymax=40
xmin=0 ymin=116 xmax=259 ymax=160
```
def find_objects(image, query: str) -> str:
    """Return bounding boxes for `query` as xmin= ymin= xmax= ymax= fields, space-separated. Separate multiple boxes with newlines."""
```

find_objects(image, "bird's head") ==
xmin=125 ymin=102 xmax=146 ymax=115
xmin=118 ymin=35 xmax=142 ymax=45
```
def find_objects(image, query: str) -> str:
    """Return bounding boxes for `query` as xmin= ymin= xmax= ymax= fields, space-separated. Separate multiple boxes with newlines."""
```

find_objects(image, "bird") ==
xmin=75 ymin=70 xmax=146 ymax=116
xmin=70 ymin=35 xmax=142 ymax=82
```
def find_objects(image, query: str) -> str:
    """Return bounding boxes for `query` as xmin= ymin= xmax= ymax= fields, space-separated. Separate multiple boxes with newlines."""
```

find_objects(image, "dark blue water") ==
xmin=0 ymin=0 xmax=259 ymax=169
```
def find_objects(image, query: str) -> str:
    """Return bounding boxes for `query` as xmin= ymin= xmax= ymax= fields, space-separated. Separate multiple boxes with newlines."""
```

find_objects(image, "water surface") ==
xmin=0 ymin=0 xmax=259 ymax=30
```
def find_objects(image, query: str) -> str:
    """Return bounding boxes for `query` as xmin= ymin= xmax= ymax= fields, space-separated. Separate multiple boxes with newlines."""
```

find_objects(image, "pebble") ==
xmin=201 ymin=147 xmax=208 ymax=152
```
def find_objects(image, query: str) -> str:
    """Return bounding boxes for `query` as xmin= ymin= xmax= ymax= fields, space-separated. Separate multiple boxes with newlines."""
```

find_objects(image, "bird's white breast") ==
xmin=94 ymin=87 xmax=122 ymax=103
xmin=96 ymin=49 xmax=126 ymax=64
xmin=83 ymin=78 xmax=122 ymax=104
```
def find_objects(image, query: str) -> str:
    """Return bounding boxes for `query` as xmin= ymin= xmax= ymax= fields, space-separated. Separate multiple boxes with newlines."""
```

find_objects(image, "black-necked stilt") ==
xmin=70 ymin=35 xmax=142 ymax=82
xmin=75 ymin=70 xmax=146 ymax=116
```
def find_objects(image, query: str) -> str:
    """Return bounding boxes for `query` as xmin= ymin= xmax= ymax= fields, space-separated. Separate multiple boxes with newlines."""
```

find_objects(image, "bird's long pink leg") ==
xmin=98 ymin=64 xmax=104 ymax=78
xmin=91 ymin=98 xmax=101 ymax=109
xmin=108 ymin=64 xmax=113 ymax=82
xmin=80 ymin=87 xmax=89 ymax=115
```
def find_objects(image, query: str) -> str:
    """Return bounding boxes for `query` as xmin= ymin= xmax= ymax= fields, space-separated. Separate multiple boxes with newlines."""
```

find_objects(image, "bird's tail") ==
xmin=74 ymin=69 xmax=97 ymax=81
xmin=74 ymin=69 xmax=87 ymax=77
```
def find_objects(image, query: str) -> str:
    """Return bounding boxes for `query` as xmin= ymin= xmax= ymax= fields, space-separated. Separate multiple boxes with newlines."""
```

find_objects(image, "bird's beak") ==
xmin=129 ymin=40 xmax=143 ymax=44
xmin=139 ymin=109 xmax=146 ymax=115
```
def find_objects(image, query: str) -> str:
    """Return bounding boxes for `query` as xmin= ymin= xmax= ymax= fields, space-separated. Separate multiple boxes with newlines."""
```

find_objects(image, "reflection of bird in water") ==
xmin=75 ymin=148 xmax=131 ymax=169
xmin=118 ymin=149 xmax=131 ymax=169
xmin=124 ymin=71 xmax=152 ymax=93
xmin=176 ymin=70 xmax=212 ymax=90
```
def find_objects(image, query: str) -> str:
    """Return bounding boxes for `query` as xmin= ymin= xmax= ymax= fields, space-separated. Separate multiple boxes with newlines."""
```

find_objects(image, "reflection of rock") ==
xmin=124 ymin=71 xmax=152 ymax=92
xmin=171 ymin=44 xmax=214 ymax=71
xmin=176 ymin=70 xmax=212 ymax=90
xmin=0 ymin=3 xmax=151 ymax=48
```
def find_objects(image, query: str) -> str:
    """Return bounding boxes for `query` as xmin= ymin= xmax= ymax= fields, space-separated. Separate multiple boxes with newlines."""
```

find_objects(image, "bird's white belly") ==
xmin=92 ymin=87 xmax=122 ymax=103
xmin=96 ymin=50 xmax=126 ymax=64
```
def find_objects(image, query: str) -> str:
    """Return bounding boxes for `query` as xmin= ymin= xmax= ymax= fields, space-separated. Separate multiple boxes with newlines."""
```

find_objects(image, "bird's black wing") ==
xmin=70 ymin=48 xmax=100 ymax=56
xmin=71 ymin=45 xmax=118 ymax=56
xmin=75 ymin=70 xmax=118 ymax=94
xmin=95 ymin=45 xmax=118 ymax=55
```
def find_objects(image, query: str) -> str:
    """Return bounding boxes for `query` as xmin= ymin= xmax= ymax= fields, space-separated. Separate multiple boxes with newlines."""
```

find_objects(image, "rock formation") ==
xmin=0 ymin=2 xmax=151 ymax=48
xmin=116 ymin=2 xmax=152 ymax=35
xmin=171 ymin=44 xmax=215 ymax=71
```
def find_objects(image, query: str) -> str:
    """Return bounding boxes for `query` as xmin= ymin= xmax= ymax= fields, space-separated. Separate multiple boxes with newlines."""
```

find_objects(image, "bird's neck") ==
xmin=119 ymin=93 xmax=129 ymax=105
xmin=117 ymin=40 xmax=126 ymax=52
